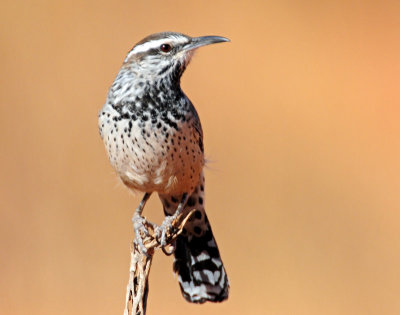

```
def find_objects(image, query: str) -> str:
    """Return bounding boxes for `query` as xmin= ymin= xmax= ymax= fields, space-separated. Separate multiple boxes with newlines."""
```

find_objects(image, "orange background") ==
xmin=1 ymin=1 xmax=400 ymax=314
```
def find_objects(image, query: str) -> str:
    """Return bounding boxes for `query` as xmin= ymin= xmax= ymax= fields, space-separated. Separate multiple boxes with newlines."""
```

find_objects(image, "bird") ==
xmin=98 ymin=32 xmax=229 ymax=303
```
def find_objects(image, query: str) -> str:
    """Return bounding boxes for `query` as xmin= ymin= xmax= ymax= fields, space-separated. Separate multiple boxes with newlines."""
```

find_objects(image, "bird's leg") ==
xmin=132 ymin=192 xmax=155 ymax=254
xmin=156 ymin=193 xmax=189 ymax=247
xmin=135 ymin=192 xmax=152 ymax=216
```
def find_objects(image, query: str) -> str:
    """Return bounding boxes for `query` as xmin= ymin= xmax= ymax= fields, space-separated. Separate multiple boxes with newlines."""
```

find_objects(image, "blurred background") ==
xmin=1 ymin=0 xmax=399 ymax=314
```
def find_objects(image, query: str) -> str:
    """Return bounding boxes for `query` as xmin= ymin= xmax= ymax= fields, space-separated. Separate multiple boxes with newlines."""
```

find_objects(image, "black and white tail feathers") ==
xmin=173 ymin=216 xmax=229 ymax=303
xmin=159 ymin=175 xmax=229 ymax=303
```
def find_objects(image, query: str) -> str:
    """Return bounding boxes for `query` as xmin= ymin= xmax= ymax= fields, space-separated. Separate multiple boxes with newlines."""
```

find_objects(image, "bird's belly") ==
xmin=99 ymin=110 xmax=204 ymax=195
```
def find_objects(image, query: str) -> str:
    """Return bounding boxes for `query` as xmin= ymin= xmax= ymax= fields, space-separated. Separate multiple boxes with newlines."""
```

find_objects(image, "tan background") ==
xmin=1 ymin=0 xmax=400 ymax=314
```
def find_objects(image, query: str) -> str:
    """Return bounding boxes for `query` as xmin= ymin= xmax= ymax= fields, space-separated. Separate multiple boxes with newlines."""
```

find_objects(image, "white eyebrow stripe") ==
xmin=125 ymin=37 xmax=188 ymax=61
xmin=133 ymin=39 xmax=170 ymax=54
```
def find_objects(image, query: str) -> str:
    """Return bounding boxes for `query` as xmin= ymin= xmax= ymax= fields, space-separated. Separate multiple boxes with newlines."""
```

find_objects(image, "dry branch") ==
xmin=124 ymin=210 xmax=195 ymax=315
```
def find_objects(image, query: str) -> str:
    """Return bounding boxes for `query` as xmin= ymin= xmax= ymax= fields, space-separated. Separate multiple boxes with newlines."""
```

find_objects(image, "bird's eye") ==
xmin=160 ymin=43 xmax=172 ymax=53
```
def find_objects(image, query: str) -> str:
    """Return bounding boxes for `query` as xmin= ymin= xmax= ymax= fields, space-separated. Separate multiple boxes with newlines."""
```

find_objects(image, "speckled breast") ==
xmin=99 ymin=104 xmax=204 ymax=195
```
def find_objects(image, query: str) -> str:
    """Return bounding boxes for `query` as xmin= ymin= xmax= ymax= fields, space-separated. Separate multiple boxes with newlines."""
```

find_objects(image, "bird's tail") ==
xmin=173 ymin=213 xmax=229 ymax=303
xmin=159 ymin=177 xmax=229 ymax=303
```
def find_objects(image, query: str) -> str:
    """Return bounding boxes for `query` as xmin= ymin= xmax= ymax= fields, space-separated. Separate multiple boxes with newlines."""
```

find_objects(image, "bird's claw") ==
xmin=155 ymin=216 xmax=177 ymax=248
xmin=132 ymin=213 xmax=155 ymax=255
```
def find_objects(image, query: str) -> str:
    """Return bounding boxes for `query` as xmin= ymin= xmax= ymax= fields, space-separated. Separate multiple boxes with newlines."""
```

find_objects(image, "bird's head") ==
xmin=122 ymin=32 xmax=229 ymax=84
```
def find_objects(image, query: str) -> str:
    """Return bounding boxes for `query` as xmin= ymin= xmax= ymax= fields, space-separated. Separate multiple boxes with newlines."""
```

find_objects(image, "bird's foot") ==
xmin=132 ymin=212 xmax=157 ymax=255
xmin=155 ymin=215 xmax=177 ymax=248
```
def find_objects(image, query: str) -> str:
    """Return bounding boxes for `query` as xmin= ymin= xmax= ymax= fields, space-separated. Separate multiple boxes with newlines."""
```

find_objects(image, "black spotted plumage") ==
xmin=98 ymin=32 xmax=230 ymax=304
xmin=160 ymin=175 xmax=229 ymax=303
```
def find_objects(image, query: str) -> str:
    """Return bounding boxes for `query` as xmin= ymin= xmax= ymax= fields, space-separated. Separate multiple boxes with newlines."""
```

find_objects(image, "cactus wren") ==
xmin=98 ymin=32 xmax=229 ymax=303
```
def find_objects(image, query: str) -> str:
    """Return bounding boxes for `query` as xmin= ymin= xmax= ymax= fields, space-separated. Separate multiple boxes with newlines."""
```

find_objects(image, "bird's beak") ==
xmin=184 ymin=36 xmax=230 ymax=51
